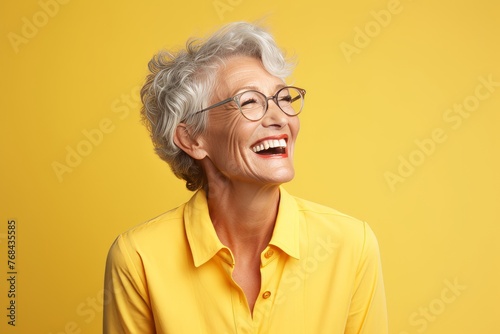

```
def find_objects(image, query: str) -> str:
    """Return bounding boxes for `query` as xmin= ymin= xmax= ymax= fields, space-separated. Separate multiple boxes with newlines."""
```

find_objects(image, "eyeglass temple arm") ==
xmin=290 ymin=88 xmax=306 ymax=103
xmin=195 ymin=97 xmax=235 ymax=114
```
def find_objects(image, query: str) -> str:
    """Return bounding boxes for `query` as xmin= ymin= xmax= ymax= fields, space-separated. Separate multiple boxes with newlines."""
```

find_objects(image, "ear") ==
xmin=173 ymin=123 xmax=208 ymax=160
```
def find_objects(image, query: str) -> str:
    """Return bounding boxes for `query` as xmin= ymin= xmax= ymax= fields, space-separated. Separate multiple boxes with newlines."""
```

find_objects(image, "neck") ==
xmin=206 ymin=182 xmax=280 ymax=257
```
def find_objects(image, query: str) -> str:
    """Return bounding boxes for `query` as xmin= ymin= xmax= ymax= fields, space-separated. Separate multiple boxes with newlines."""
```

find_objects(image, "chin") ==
xmin=267 ymin=169 xmax=295 ymax=184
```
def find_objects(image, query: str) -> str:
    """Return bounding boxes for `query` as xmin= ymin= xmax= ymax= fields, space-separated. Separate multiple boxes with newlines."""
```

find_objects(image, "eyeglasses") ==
xmin=195 ymin=86 xmax=306 ymax=121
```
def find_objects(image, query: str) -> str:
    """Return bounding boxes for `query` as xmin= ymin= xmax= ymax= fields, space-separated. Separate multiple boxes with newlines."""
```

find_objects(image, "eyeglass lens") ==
xmin=237 ymin=87 xmax=304 ymax=120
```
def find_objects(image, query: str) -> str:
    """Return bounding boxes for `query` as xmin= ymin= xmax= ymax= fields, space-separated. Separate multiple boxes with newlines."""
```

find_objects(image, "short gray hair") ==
xmin=140 ymin=21 xmax=294 ymax=191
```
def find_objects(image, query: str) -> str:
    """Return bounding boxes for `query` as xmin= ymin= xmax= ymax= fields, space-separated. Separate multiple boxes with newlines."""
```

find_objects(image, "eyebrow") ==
xmin=231 ymin=83 xmax=286 ymax=96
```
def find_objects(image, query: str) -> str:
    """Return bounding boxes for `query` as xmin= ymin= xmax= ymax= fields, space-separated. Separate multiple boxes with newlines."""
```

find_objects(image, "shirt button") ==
xmin=264 ymin=249 xmax=274 ymax=259
xmin=262 ymin=291 xmax=271 ymax=299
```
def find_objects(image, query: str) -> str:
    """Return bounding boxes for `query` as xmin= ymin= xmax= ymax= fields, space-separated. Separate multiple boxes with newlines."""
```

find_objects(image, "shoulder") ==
xmin=293 ymin=196 xmax=379 ymax=252
xmin=108 ymin=203 xmax=187 ymax=258
xmin=294 ymin=196 xmax=364 ymax=230
xmin=294 ymin=196 xmax=353 ymax=217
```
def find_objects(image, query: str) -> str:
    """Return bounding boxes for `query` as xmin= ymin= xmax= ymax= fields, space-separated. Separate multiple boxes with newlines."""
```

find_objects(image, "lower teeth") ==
xmin=258 ymin=147 xmax=285 ymax=155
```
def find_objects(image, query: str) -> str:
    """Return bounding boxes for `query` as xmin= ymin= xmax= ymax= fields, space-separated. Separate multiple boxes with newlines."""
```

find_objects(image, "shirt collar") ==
xmin=269 ymin=187 xmax=300 ymax=260
xmin=184 ymin=187 xmax=300 ymax=268
xmin=184 ymin=189 xmax=226 ymax=268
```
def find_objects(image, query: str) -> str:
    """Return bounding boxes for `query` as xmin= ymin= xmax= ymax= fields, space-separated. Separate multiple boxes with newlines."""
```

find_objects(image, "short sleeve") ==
xmin=103 ymin=234 xmax=156 ymax=334
xmin=344 ymin=222 xmax=388 ymax=333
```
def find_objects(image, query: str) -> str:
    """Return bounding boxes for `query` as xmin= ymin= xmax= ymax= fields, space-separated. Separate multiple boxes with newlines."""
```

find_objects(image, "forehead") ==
xmin=213 ymin=56 xmax=285 ymax=98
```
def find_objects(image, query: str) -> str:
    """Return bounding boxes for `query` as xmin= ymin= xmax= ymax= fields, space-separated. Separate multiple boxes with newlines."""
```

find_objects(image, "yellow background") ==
xmin=1 ymin=0 xmax=499 ymax=333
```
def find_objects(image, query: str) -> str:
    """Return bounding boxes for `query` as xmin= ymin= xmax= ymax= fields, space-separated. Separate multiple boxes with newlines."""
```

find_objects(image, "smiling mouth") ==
xmin=252 ymin=138 xmax=287 ymax=155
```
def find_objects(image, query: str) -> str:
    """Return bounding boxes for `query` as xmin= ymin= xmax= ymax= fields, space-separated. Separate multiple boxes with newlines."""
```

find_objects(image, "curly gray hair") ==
xmin=140 ymin=22 xmax=294 ymax=191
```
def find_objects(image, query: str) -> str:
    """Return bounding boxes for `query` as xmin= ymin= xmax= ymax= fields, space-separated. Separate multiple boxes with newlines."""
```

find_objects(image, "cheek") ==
xmin=205 ymin=114 xmax=245 ymax=153
xmin=290 ymin=117 xmax=300 ymax=138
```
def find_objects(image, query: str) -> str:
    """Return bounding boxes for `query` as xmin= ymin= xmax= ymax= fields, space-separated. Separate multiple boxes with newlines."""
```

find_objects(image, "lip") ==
xmin=250 ymin=134 xmax=289 ymax=158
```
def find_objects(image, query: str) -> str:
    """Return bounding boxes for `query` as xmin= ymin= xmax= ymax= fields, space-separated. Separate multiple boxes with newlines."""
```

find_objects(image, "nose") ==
xmin=261 ymin=98 xmax=287 ymax=128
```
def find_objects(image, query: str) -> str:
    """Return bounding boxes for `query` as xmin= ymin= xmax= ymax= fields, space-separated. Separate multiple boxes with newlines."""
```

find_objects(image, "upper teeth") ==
xmin=252 ymin=139 xmax=287 ymax=153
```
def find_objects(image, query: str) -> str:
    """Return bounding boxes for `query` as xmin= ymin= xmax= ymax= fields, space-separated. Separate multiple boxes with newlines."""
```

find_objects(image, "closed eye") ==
xmin=240 ymin=98 xmax=259 ymax=107
xmin=279 ymin=95 xmax=293 ymax=102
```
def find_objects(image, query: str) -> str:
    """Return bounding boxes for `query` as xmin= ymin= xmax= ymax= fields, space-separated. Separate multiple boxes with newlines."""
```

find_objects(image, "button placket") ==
xmin=264 ymin=249 xmax=274 ymax=259
xmin=261 ymin=247 xmax=277 ymax=267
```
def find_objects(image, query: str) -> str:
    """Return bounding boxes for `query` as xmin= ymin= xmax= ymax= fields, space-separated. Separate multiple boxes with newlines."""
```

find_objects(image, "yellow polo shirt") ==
xmin=103 ymin=188 xmax=387 ymax=333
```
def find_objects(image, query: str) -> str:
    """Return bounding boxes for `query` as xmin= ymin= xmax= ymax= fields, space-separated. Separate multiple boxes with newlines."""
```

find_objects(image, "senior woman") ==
xmin=104 ymin=22 xmax=387 ymax=333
